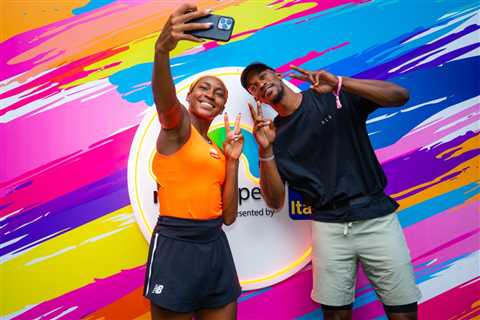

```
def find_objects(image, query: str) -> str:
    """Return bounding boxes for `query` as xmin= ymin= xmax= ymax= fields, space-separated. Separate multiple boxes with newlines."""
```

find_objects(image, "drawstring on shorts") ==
xmin=343 ymin=222 xmax=353 ymax=236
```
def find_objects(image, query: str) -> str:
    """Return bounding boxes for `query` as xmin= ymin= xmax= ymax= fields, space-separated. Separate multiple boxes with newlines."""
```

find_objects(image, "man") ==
xmin=241 ymin=62 xmax=421 ymax=320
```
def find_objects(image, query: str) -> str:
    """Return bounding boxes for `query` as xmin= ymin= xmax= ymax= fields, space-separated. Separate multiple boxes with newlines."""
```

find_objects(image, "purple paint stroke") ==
xmin=400 ymin=27 xmax=430 ymax=44
xmin=1 ymin=123 xmax=137 ymax=221
xmin=13 ymin=181 xmax=32 ymax=191
xmin=383 ymin=131 xmax=479 ymax=196
xmin=356 ymin=24 xmax=480 ymax=79
xmin=1 ymin=166 xmax=126 ymax=235
xmin=12 ymin=224 xmax=478 ymax=320
xmin=376 ymin=104 xmax=479 ymax=163
xmin=394 ymin=171 xmax=463 ymax=201
xmin=396 ymin=42 xmax=480 ymax=75
xmin=0 ymin=170 xmax=129 ymax=257
xmin=392 ymin=48 xmax=445 ymax=74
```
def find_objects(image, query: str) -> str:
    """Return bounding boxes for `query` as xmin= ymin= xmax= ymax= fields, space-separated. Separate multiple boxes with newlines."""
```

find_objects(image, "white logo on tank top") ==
xmin=209 ymin=147 xmax=220 ymax=159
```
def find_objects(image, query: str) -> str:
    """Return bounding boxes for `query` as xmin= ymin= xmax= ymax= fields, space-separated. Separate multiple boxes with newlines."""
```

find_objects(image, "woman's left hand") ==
xmin=223 ymin=112 xmax=244 ymax=160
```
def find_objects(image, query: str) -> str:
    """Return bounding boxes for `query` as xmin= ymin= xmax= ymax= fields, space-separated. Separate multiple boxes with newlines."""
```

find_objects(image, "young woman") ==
xmin=143 ymin=4 xmax=243 ymax=320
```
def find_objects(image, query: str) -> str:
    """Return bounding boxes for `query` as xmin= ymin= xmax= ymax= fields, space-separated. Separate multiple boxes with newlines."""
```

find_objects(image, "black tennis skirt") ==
xmin=143 ymin=216 xmax=242 ymax=313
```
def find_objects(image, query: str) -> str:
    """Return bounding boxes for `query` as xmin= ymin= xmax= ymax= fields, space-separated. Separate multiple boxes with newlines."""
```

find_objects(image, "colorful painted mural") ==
xmin=1 ymin=0 xmax=479 ymax=319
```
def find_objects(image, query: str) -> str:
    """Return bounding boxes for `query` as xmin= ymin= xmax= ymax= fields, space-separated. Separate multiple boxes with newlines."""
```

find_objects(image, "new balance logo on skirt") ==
xmin=152 ymin=284 xmax=164 ymax=294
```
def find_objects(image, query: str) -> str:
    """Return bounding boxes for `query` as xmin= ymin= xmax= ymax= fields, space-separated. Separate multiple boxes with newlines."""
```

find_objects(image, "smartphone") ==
xmin=186 ymin=14 xmax=235 ymax=42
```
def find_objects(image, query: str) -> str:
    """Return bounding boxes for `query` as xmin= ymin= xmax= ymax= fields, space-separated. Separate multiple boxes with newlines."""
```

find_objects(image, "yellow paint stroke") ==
xmin=393 ymin=134 xmax=479 ymax=202
xmin=2 ymin=206 xmax=147 ymax=316
xmin=437 ymin=134 xmax=479 ymax=160
xmin=7 ymin=0 xmax=241 ymax=84
xmin=54 ymin=0 xmax=312 ymax=88
xmin=452 ymin=299 xmax=480 ymax=320
xmin=395 ymin=156 xmax=479 ymax=211
xmin=77 ymin=0 xmax=313 ymax=85
xmin=1 ymin=0 xmax=88 ymax=41
xmin=133 ymin=312 xmax=151 ymax=320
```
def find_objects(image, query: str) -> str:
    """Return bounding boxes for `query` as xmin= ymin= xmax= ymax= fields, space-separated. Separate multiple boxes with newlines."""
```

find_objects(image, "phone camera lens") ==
xmin=218 ymin=17 xmax=233 ymax=30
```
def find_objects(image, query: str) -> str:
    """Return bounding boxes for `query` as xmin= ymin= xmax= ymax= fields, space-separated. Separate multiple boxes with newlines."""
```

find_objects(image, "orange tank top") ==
xmin=152 ymin=125 xmax=225 ymax=220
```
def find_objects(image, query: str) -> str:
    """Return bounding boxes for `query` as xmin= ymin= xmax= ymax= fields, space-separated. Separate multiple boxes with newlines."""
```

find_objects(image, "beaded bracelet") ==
xmin=333 ymin=76 xmax=343 ymax=109
xmin=259 ymin=154 xmax=275 ymax=162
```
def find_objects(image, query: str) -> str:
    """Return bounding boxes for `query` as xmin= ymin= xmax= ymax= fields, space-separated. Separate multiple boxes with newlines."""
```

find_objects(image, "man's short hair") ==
xmin=240 ymin=62 xmax=275 ymax=90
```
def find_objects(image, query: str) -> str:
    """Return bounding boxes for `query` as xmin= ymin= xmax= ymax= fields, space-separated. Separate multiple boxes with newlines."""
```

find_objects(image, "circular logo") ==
xmin=127 ymin=67 xmax=311 ymax=290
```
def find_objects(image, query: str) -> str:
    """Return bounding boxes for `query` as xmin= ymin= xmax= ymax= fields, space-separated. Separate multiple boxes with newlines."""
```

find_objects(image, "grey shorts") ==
xmin=311 ymin=213 xmax=421 ymax=307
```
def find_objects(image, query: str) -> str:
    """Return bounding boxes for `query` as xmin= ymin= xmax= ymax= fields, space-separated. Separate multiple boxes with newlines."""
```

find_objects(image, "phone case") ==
xmin=186 ymin=14 xmax=235 ymax=42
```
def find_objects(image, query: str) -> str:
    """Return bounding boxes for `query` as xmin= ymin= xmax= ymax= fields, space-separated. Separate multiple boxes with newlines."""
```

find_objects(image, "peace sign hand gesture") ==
xmin=248 ymin=100 xmax=276 ymax=151
xmin=288 ymin=65 xmax=339 ymax=95
xmin=223 ymin=113 xmax=244 ymax=160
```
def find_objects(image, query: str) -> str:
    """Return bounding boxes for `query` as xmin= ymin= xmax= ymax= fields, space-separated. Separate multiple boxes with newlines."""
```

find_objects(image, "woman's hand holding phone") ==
xmin=155 ymin=4 xmax=212 ymax=54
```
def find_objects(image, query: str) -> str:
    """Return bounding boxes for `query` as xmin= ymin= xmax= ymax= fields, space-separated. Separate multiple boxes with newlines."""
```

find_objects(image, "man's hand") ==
xmin=155 ymin=4 xmax=212 ymax=54
xmin=289 ymin=65 xmax=339 ymax=95
xmin=248 ymin=100 xmax=276 ymax=153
